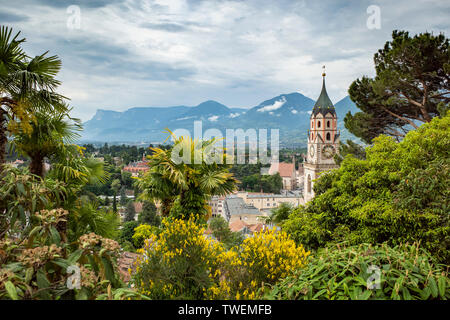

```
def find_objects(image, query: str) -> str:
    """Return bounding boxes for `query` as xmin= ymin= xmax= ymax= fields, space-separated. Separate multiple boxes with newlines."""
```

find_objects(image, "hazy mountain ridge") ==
xmin=81 ymin=93 xmax=360 ymax=146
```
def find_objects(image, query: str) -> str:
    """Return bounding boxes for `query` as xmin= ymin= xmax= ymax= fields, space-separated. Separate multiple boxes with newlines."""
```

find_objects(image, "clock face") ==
xmin=309 ymin=145 xmax=315 ymax=158
xmin=322 ymin=144 xmax=335 ymax=159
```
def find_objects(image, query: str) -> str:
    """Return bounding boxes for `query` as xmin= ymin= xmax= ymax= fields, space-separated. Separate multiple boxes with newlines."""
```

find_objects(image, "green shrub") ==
xmin=132 ymin=217 xmax=224 ymax=299
xmin=132 ymin=224 xmax=160 ymax=248
xmin=0 ymin=209 xmax=123 ymax=300
xmin=266 ymin=242 xmax=450 ymax=300
xmin=283 ymin=114 xmax=450 ymax=263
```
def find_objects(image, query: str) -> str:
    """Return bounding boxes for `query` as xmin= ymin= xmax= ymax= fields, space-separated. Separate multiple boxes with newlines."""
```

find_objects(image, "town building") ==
xmin=236 ymin=191 xmax=303 ymax=213
xmin=268 ymin=157 xmax=297 ymax=190
xmin=209 ymin=195 xmax=227 ymax=220
xmin=226 ymin=196 xmax=265 ymax=225
xmin=122 ymin=155 xmax=149 ymax=176
xmin=303 ymin=70 xmax=340 ymax=202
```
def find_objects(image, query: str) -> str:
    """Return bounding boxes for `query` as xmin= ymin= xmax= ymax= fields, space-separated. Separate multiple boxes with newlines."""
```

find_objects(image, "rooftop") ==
xmin=226 ymin=197 xmax=261 ymax=216
xmin=312 ymin=75 xmax=336 ymax=117
xmin=268 ymin=162 xmax=295 ymax=177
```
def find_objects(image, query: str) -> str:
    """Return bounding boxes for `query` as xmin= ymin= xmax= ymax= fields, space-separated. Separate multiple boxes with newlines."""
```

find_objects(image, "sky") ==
xmin=2 ymin=0 xmax=449 ymax=121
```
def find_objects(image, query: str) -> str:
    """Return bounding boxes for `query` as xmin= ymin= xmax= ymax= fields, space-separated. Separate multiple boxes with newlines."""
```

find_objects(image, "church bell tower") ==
xmin=304 ymin=67 xmax=340 ymax=202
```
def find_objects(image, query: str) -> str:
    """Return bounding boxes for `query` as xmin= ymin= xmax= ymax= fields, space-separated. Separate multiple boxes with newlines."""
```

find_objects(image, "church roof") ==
xmin=312 ymin=76 xmax=336 ymax=117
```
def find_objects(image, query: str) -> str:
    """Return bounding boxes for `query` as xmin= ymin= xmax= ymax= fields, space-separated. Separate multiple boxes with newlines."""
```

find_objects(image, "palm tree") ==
xmin=11 ymin=109 xmax=82 ymax=177
xmin=137 ymin=131 xmax=237 ymax=220
xmin=0 ymin=26 xmax=67 ymax=173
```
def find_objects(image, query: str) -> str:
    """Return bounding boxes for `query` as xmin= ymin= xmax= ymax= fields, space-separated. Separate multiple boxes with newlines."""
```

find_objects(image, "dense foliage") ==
xmin=267 ymin=242 xmax=449 ymax=300
xmin=346 ymin=30 xmax=449 ymax=143
xmin=283 ymin=113 xmax=450 ymax=263
xmin=132 ymin=218 xmax=309 ymax=300
xmin=137 ymin=132 xmax=237 ymax=220
xmin=0 ymin=208 xmax=125 ymax=300
xmin=208 ymin=216 xmax=244 ymax=249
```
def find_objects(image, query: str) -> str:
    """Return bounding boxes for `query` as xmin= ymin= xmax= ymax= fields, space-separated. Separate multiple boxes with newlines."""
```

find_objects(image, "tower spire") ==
xmin=312 ymin=66 xmax=335 ymax=116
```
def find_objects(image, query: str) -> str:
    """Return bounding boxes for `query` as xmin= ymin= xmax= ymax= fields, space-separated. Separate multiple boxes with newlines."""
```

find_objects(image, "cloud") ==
xmin=257 ymin=97 xmax=286 ymax=112
xmin=140 ymin=22 xmax=188 ymax=32
xmin=208 ymin=115 xmax=219 ymax=122
xmin=0 ymin=11 xmax=29 ymax=22
xmin=3 ymin=0 xmax=449 ymax=121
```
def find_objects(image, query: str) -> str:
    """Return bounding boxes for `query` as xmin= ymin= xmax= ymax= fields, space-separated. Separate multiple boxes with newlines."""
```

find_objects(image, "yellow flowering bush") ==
xmin=209 ymin=229 xmax=310 ymax=300
xmin=239 ymin=229 xmax=310 ymax=284
xmin=132 ymin=217 xmax=225 ymax=299
xmin=132 ymin=219 xmax=310 ymax=300
xmin=132 ymin=224 xmax=160 ymax=248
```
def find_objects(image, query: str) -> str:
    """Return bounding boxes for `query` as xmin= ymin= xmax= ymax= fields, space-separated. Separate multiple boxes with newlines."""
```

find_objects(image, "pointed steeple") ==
xmin=312 ymin=67 xmax=336 ymax=116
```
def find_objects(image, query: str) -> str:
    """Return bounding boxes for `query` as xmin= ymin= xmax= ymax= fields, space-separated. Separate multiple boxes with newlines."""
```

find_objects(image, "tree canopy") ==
xmin=345 ymin=30 xmax=449 ymax=143
xmin=283 ymin=112 xmax=450 ymax=263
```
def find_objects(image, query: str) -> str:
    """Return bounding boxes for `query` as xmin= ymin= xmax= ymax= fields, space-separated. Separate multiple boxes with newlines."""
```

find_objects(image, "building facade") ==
xmin=268 ymin=159 xmax=297 ymax=190
xmin=303 ymin=72 xmax=340 ymax=202
xmin=122 ymin=155 xmax=149 ymax=177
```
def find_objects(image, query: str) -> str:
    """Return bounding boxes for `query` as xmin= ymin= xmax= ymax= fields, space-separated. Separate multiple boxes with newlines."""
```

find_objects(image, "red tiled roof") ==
xmin=269 ymin=162 xmax=295 ymax=177
xmin=229 ymin=220 xmax=248 ymax=232
xmin=248 ymin=223 xmax=264 ymax=233
xmin=134 ymin=202 xmax=143 ymax=213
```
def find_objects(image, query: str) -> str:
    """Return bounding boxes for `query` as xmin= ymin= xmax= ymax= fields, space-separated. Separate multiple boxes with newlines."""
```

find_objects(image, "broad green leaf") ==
xmin=5 ymin=281 xmax=19 ymax=300
xmin=67 ymin=248 xmax=83 ymax=264
xmin=437 ymin=277 xmax=446 ymax=298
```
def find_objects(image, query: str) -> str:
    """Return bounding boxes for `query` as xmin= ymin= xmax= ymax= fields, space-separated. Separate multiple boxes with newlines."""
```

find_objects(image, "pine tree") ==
xmin=138 ymin=201 xmax=160 ymax=226
xmin=119 ymin=186 xmax=127 ymax=206
xmin=125 ymin=201 xmax=136 ymax=222
xmin=346 ymin=30 xmax=449 ymax=143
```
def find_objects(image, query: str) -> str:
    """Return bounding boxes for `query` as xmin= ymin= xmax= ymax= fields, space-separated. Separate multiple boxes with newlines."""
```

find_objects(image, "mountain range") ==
xmin=81 ymin=93 xmax=360 ymax=147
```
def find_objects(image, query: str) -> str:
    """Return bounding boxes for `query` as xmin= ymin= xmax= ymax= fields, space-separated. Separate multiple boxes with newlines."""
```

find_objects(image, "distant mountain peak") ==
xmin=81 ymin=93 xmax=359 ymax=145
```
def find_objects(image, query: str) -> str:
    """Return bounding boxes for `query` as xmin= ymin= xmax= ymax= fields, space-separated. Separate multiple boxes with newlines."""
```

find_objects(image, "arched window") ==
xmin=326 ymin=132 xmax=331 ymax=141
xmin=317 ymin=121 xmax=321 ymax=128
xmin=311 ymin=133 xmax=313 ymax=140
xmin=307 ymin=174 xmax=311 ymax=193
xmin=327 ymin=120 xmax=330 ymax=128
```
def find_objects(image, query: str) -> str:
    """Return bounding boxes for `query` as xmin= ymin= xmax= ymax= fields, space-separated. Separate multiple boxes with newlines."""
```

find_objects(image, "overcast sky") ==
xmin=2 ymin=0 xmax=449 ymax=121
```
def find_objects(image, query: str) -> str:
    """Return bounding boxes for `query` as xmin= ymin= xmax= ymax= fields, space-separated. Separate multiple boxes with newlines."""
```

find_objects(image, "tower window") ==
xmin=327 ymin=120 xmax=330 ymax=128
xmin=307 ymin=174 xmax=311 ymax=193
xmin=318 ymin=121 xmax=321 ymax=128
xmin=326 ymin=132 xmax=331 ymax=141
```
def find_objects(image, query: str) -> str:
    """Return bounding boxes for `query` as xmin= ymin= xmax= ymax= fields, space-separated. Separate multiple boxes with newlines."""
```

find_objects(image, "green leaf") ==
xmin=437 ymin=277 xmax=446 ymax=298
xmin=420 ymin=287 xmax=431 ymax=300
xmin=5 ymin=281 xmax=19 ymax=300
xmin=402 ymin=287 xmax=412 ymax=300
xmin=67 ymin=248 xmax=83 ymax=264
xmin=36 ymin=269 xmax=51 ymax=299
xmin=50 ymin=226 xmax=61 ymax=244
xmin=25 ymin=267 xmax=34 ymax=283
xmin=429 ymin=278 xmax=438 ymax=298
xmin=52 ymin=258 xmax=70 ymax=270
xmin=101 ymin=257 xmax=116 ymax=284
xmin=17 ymin=183 xmax=25 ymax=195
xmin=359 ymin=290 xmax=372 ymax=300
xmin=29 ymin=226 xmax=42 ymax=238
